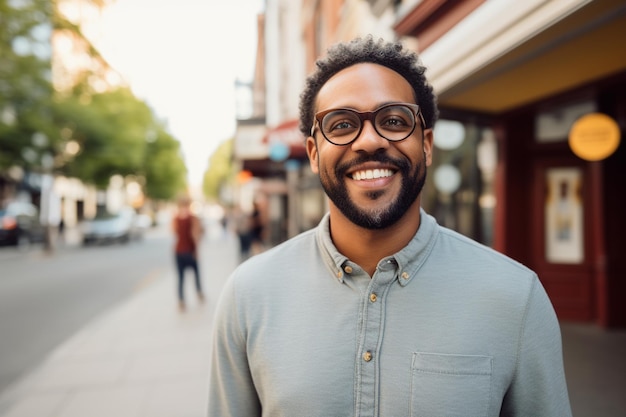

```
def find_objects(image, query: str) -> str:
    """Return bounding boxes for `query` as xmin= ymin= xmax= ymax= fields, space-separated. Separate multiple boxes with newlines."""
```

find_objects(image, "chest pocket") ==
xmin=410 ymin=352 xmax=492 ymax=417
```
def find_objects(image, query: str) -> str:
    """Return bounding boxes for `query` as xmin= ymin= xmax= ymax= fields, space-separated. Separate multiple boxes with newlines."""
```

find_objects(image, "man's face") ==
xmin=306 ymin=63 xmax=433 ymax=230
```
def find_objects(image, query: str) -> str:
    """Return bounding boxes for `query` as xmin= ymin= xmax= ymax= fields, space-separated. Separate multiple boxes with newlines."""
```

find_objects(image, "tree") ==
xmin=203 ymin=138 xmax=235 ymax=201
xmin=53 ymin=87 xmax=188 ymax=199
xmin=0 ymin=0 xmax=58 ymax=172
xmin=54 ymin=88 xmax=146 ymax=186
xmin=1 ymin=0 xmax=188 ymax=203
xmin=1 ymin=0 xmax=118 ymax=175
xmin=143 ymin=127 xmax=187 ymax=201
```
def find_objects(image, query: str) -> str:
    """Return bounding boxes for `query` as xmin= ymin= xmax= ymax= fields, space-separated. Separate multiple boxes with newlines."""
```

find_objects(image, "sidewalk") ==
xmin=0 ymin=228 xmax=624 ymax=416
xmin=0 ymin=228 xmax=240 ymax=417
xmin=561 ymin=321 xmax=626 ymax=416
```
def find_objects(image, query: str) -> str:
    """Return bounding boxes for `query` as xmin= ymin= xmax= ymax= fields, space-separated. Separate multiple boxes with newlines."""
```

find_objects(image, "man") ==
xmin=208 ymin=36 xmax=572 ymax=416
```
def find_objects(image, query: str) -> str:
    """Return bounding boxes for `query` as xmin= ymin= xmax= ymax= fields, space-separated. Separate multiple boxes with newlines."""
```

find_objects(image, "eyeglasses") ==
xmin=311 ymin=103 xmax=426 ymax=146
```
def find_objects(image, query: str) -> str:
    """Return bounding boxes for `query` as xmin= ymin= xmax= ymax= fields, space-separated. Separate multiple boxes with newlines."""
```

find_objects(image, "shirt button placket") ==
xmin=357 ymin=267 xmax=395 ymax=416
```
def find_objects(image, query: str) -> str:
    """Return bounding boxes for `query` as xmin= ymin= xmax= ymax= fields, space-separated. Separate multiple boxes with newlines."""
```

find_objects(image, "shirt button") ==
xmin=344 ymin=265 xmax=353 ymax=274
xmin=401 ymin=271 xmax=409 ymax=280
xmin=369 ymin=293 xmax=377 ymax=303
xmin=362 ymin=351 xmax=373 ymax=362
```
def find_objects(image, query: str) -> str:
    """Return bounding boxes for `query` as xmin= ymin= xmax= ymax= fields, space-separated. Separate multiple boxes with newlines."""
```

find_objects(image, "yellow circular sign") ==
xmin=569 ymin=113 xmax=620 ymax=161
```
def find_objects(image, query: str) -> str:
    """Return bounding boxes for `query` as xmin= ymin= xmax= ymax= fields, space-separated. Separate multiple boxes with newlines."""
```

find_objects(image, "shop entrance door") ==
xmin=530 ymin=157 xmax=598 ymax=322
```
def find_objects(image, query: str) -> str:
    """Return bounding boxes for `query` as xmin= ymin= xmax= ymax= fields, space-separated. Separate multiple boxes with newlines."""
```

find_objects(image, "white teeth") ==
xmin=352 ymin=169 xmax=393 ymax=180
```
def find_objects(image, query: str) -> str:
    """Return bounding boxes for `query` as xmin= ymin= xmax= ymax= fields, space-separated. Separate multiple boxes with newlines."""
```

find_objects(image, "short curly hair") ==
xmin=298 ymin=35 xmax=439 ymax=138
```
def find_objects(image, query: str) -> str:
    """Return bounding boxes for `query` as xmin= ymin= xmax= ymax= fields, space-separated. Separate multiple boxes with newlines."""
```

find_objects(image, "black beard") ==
xmin=319 ymin=153 xmax=426 ymax=229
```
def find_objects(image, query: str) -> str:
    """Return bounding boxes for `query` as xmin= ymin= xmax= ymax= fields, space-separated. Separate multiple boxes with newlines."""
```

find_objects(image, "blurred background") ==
xmin=1 ymin=0 xmax=625 ymax=416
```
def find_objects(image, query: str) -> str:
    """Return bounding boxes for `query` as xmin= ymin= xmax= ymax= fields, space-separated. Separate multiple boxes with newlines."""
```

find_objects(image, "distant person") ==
xmin=172 ymin=196 xmax=204 ymax=311
xmin=249 ymin=200 xmax=265 ymax=255
xmin=57 ymin=218 xmax=65 ymax=245
xmin=208 ymin=36 xmax=572 ymax=416
xmin=234 ymin=206 xmax=253 ymax=262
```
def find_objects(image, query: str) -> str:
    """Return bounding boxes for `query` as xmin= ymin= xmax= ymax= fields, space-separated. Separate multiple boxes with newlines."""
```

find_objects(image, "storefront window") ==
xmin=425 ymin=121 xmax=497 ymax=247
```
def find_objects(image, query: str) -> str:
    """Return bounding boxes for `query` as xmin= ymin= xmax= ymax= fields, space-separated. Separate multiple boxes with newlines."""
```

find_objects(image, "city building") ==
xmin=391 ymin=0 xmax=626 ymax=328
xmin=235 ymin=0 xmax=625 ymax=328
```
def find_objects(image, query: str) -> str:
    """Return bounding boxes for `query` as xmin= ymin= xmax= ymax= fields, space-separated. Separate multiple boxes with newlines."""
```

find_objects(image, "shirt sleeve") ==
xmin=207 ymin=273 xmax=261 ymax=417
xmin=501 ymin=275 xmax=572 ymax=416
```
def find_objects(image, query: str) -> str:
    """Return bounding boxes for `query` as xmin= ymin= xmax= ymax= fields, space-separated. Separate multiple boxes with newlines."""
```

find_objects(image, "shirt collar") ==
xmin=315 ymin=208 xmax=439 ymax=285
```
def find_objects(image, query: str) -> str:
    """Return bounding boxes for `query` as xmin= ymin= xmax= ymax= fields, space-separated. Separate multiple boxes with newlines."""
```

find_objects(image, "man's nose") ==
xmin=351 ymin=120 xmax=389 ymax=153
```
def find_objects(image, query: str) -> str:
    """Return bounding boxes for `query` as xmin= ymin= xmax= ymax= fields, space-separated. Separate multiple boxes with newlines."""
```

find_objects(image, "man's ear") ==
xmin=423 ymin=128 xmax=434 ymax=167
xmin=306 ymin=136 xmax=319 ymax=174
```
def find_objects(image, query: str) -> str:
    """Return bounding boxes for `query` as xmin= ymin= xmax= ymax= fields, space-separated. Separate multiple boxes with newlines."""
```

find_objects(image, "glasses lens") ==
xmin=321 ymin=110 xmax=362 ymax=145
xmin=374 ymin=105 xmax=416 ymax=141
xmin=317 ymin=104 xmax=419 ymax=145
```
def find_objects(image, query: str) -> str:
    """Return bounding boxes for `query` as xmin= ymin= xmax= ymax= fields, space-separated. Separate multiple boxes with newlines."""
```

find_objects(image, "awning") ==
xmin=262 ymin=119 xmax=307 ymax=160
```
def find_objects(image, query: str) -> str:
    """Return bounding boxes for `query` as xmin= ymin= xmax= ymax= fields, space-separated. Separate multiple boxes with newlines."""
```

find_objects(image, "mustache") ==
xmin=335 ymin=153 xmax=411 ymax=177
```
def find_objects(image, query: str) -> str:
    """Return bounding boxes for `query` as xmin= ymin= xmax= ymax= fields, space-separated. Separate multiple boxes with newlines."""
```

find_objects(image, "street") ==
xmin=0 ymin=226 xmax=174 ymax=396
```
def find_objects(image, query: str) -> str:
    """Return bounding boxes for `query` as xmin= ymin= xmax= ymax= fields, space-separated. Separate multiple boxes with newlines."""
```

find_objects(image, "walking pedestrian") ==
xmin=249 ymin=200 xmax=265 ymax=255
xmin=233 ymin=205 xmax=253 ymax=262
xmin=172 ymin=196 xmax=204 ymax=312
xmin=208 ymin=36 xmax=572 ymax=416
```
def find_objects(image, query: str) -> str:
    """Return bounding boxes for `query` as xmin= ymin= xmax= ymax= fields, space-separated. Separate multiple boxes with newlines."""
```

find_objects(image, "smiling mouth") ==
xmin=351 ymin=168 xmax=395 ymax=181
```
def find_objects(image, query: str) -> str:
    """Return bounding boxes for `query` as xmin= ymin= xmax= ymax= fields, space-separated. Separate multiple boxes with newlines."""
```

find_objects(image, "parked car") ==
xmin=0 ymin=201 xmax=45 ymax=246
xmin=81 ymin=207 xmax=142 ymax=245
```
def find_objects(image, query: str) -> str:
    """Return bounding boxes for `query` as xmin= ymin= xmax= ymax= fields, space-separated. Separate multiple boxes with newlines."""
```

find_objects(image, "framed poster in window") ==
xmin=544 ymin=167 xmax=584 ymax=264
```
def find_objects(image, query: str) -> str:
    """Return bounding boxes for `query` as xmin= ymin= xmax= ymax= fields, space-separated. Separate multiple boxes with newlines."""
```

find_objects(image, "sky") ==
xmin=86 ymin=0 xmax=264 ymax=190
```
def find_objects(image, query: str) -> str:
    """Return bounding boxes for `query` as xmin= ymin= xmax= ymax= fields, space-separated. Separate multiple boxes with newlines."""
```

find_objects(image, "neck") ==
xmin=328 ymin=201 xmax=422 ymax=276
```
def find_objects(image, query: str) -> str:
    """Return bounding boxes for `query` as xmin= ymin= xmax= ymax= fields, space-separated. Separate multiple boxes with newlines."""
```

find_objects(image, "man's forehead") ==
xmin=316 ymin=63 xmax=414 ymax=110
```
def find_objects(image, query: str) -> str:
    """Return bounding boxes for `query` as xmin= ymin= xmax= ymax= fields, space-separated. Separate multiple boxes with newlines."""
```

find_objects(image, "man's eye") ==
xmin=333 ymin=121 xmax=356 ymax=130
xmin=325 ymin=118 xmax=358 ymax=134
xmin=386 ymin=118 xmax=404 ymax=126
xmin=380 ymin=117 xmax=408 ymax=128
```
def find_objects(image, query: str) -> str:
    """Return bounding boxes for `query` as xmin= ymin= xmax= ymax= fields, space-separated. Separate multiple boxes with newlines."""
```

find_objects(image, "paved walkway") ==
xmin=0 ymin=228 xmax=239 ymax=417
xmin=0 ymin=228 xmax=624 ymax=416
xmin=561 ymin=321 xmax=626 ymax=416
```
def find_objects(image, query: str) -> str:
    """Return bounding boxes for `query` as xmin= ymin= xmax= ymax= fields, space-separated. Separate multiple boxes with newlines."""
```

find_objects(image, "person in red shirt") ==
xmin=172 ymin=196 xmax=204 ymax=311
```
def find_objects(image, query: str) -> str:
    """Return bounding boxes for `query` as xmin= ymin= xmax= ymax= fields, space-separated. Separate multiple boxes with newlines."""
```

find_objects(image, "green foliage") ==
xmin=54 ymin=88 xmax=148 ymax=186
xmin=203 ymin=138 xmax=235 ymax=201
xmin=0 ymin=0 xmax=57 ymax=171
xmin=143 ymin=128 xmax=188 ymax=200
xmin=1 ymin=0 xmax=188 ymax=201
xmin=53 ymin=87 xmax=188 ymax=198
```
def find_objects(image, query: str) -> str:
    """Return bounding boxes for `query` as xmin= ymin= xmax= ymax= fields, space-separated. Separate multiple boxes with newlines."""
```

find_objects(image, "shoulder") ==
xmin=436 ymin=226 xmax=534 ymax=278
xmin=240 ymin=229 xmax=317 ymax=273
xmin=424 ymin=225 xmax=539 ymax=306
xmin=423 ymin=226 xmax=552 ymax=331
xmin=226 ymin=228 xmax=318 ymax=292
xmin=215 ymin=229 xmax=319 ymax=322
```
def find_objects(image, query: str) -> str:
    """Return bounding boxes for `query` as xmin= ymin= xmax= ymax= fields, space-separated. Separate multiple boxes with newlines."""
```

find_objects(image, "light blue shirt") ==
xmin=208 ymin=210 xmax=572 ymax=416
